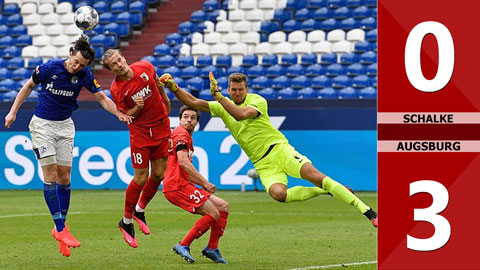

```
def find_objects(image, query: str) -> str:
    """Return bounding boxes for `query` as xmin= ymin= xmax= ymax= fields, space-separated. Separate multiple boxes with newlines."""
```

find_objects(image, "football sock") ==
xmin=137 ymin=177 xmax=162 ymax=210
xmin=123 ymin=217 xmax=133 ymax=224
xmin=43 ymin=182 xmax=65 ymax=232
xmin=208 ymin=211 xmax=229 ymax=249
xmin=56 ymin=183 xmax=71 ymax=222
xmin=285 ymin=186 xmax=329 ymax=203
xmin=322 ymin=176 xmax=370 ymax=213
xmin=124 ymin=180 xmax=143 ymax=219
xmin=180 ymin=214 xmax=216 ymax=247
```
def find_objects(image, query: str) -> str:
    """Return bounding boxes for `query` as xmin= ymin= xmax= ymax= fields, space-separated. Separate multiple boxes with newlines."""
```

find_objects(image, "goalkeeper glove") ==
xmin=159 ymin=73 xmax=179 ymax=92
xmin=209 ymin=72 xmax=224 ymax=101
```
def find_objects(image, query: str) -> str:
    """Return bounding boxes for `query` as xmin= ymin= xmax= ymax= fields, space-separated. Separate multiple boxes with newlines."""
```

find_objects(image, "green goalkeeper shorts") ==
xmin=254 ymin=143 xmax=311 ymax=193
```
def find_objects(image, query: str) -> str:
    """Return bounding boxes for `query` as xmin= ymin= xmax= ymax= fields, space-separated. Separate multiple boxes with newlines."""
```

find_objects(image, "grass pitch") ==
xmin=0 ymin=190 xmax=377 ymax=270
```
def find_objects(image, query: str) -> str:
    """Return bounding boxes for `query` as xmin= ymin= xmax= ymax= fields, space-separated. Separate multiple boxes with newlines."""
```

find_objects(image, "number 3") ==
xmin=407 ymin=180 xmax=451 ymax=251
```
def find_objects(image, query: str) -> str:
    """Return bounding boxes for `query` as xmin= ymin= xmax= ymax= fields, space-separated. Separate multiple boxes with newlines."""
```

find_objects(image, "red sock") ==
xmin=180 ymin=214 xmax=216 ymax=247
xmin=124 ymin=180 xmax=143 ymax=219
xmin=208 ymin=211 xmax=229 ymax=249
xmin=138 ymin=177 xmax=161 ymax=210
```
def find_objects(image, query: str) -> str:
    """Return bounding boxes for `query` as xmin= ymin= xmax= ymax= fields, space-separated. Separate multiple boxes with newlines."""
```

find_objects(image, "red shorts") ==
xmin=129 ymin=124 xmax=170 ymax=169
xmin=163 ymin=184 xmax=211 ymax=213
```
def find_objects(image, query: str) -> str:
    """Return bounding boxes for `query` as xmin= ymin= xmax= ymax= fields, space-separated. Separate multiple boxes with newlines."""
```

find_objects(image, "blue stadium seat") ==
xmin=141 ymin=56 xmax=158 ymax=67
xmin=12 ymin=68 xmax=30 ymax=81
xmin=327 ymin=0 xmax=346 ymax=9
xmin=258 ymin=88 xmax=277 ymax=99
xmin=91 ymin=34 xmax=108 ymax=48
xmin=15 ymin=35 xmax=32 ymax=47
xmin=365 ymin=28 xmax=377 ymax=42
xmin=346 ymin=0 xmax=365 ymax=8
xmin=197 ymin=55 xmax=213 ymax=67
xmin=354 ymin=41 xmax=371 ymax=52
xmin=104 ymin=22 xmax=121 ymax=37
xmin=166 ymin=33 xmax=183 ymax=46
xmin=104 ymin=34 xmax=117 ymax=48
xmin=206 ymin=10 xmax=220 ymax=23
xmin=359 ymin=51 xmax=376 ymax=64
xmin=4 ymin=46 xmax=21 ymax=59
xmin=271 ymin=76 xmax=290 ymax=89
xmin=158 ymin=55 xmax=176 ymax=68
xmin=217 ymin=76 xmax=228 ymax=90
xmin=281 ymin=54 xmax=297 ymax=66
xmin=352 ymin=6 xmax=370 ymax=19
xmin=100 ymin=12 xmax=116 ymax=25
xmin=360 ymin=17 xmax=376 ymax=30
xmin=266 ymin=65 xmax=285 ymax=78
xmin=3 ymin=4 xmax=19 ymax=15
xmin=0 ymin=59 xmax=7 ymax=68
xmin=11 ymin=25 xmax=27 ymax=37
xmin=6 ymin=14 xmax=22 ymax=27
xmin=313 ymin=8 xmax=332 ymax=21
xmin=242 ymin=56 xmax=258 ymax=68
xmin=199 ymin=89 xmax=214 ymax=100
xmin=320 ymin=53 xmax=337 ymax=65
xmin=93 ymin=1 xmax=109 ymax=14
xmin=227 ymin=66 xmax=244 ymax=75
xmin=286 ymin=64 xmax=305 ymax=77
xmin=358 ymin=86 xmax=376 ymax=98
xmin=0 ymin=90 xmax=18 ymax=101
xmin=116 ymin=12 xmax=132 ymax=25
xmin=352 ymin=75 xmax=371 ymax=88
xmin=282 ymin=20 xmax=299 ymax=33
xmin=118 ymin=22 xmax=131 ymax=38
xmin=331 ymin=75 xmax=351 ymax=88
xmin=371 ymin=7 xmax=377 ymax=19
xmin=111 ymin=1 xmax=128 ymax=13
xmin=171 ymin=44 xmax=183 ymax=56
xmin=285 ymin=0 xmax=298 ymax=10
xmin=372 ymin=76 xmax=377 ymax=87
xmin=366 ymin=0 xmax=376 ymax=7
xmin=320 ymin=18 xmax=338 ymax=31
xmin=176 ymin=55 xmax=194 ymax=67
xmin=26 ymin=90 xmax=39 ymax=101
xmin=291 ymin=75 xmax=310 ymax=89
xmin=0 ymin=36 xmax=15 ymax=48
xmin=220 ymin=89 xmax=230 ymax=98
xmin=340 ymin=18 xmax=359 ymax=30
xmin=371 ymin=41 xmax=377 ymax=52
xmin=273 ymin=9 xmax=293 ymax=23
xmin=129 ymin=1 xmax=146 ymax=16
xmin=251 ymin=76 xmax=270 ymax=90
xmin=27 ymin=57 xmax=42 ymax=69
xmin=305 ymin=64 xmax=325 ymax=77
xmin=0 ymin=79 xmax=16 ymax=92
xmin=300 ymin=19 xmax=318 ymax=32
xmin=200 ymin=65 xmax=220 ymax=78
xmin=153 ymin=44 xmax=171 ymax=56
xmin=93 ymin=46 xmax=104 ymax=60
xmin=216 ymin=55 xmax=231 ymax=68
xmin=301 ymin=53 xmax=317 ymax=66
xmin=295 ymin=8 xmax=313 ymax=21
xmin=246 ymin=65 xmax=266 ymax=78
xmin=308 ymin=0 xmax=325 ymax=8
xmin=366 ymin=63 xmax=377 ymax=76
xmin=326 ymin=64 xmax=345 ymax=77
xmin=277 ymin=88 xmax=297 ymax=99
xmin=203 ymin=0 xmax=219 ymax=12
xmin=191 ymin=10 xmax=207 ymax=23
xmin=178 ymin=21 xmax=194 ymax=35
xmin=346 ymin=63 xmax=366 ymax=76
xmin=311 ymin=75 xmax=331 ymax=89
xmin=340 ymin=53 xmax=358 ymax=65
xmin=333 ymin=7 xmax=351 ymax=20
xmin=338 ymin=87 xmax=358 ymax=98
xmin=0 ymin=68 xmax=11 ymax=80
xmin=317 ymin=87 xmax=337 ymax=99
xmin=163 ymin=66 xmax=181 ymax=78
xmin=297 ymin=87 xmax=316 ymax=99
xmin=182 ymin=33 xmax=193 ymax=44
xmin=260 ymin=21 xmax=281 ymax=35
xmin=186 ymin=77 xmax=204 ymax=92
xmin=173 ymin=76 xmax=185 ymax=89
xmin=261 ymin=54 xmax=278 ymax=66
xmin=0 ymin=25 xmax=9 ymax=38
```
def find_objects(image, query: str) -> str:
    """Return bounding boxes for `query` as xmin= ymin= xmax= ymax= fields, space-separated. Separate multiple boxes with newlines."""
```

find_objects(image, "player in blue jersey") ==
xmin=4 ymin=35 xmax=131 ymax=257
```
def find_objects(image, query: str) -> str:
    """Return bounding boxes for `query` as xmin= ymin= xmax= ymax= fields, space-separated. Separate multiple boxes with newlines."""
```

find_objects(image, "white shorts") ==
xmin=28 ymin=115 xmax=75 ymax=167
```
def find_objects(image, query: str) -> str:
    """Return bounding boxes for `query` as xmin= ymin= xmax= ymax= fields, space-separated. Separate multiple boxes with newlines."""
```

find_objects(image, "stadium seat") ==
xmin=366 ymin=0 xmax=376 ymax=7
xmin=327 ymin=0 xmax=346 ymax=9
xmin=320 ymin=19 xmax=338 ymax=32
xmin=327 ymin=29 xmax=346 ymax=42
xmin=346 ymin=29 xmax=365 ymax=41
xmin=300 ymin=19 xmax=317 ymax=32
xmin=7 ymin=14 xmax=23 ymax=26
xmin=4 ymin=46 xmax=22 ymax=58
xmin=352 ymin=75 xmax=371 ymax=88
xmin=166 ymin=33 xmax=183 ymax=46
xmin=240 ymin=0 xmax=257 ymax=10
xmin=227 ymin=66 xmax=244 ymax=75
xmin=192 ymin=43 xmax=210 ymax=57
xmin=163 ymin=66 xmax=181 ymax=78
xmin=311 ymin=75 xmax=331 ymax=89
xmin=360 ymin=17 xmax=377 ymax=30
xmin=197 ymin=55 xmax=213 ymax=67
xmin=333 ymin=7 xmax=351 ymax=20
xmin=246 ymin=65 xmax=266 ymax=78
xmin=216 ymin=21 xmax=233 ymax=33
xmin=153 ymin=44 xmax=171 ymax=56
xmin=21 ymin=2 xmax=37 ymax=15
xmin=200 ymin=65 xmax=221 ymax=79
xmin=12 ymin=68 xmax=30 ymax=81
xmin=340 ymin=18 xmax=359 ymax=31
xmin=320 ymin=53 xmax=337 ymax=65
xmin=354 ymin=40 xmax=371 ymax=52
xmin=277 ymin=87 xmax=297 ymax=99
xmin=293 ymin=41 xmax=312 ymax=55
xmin=288 ymin=30 xmax=306 ymax=43
xmin=359 ymin=51 xmax=376 ymax=64
xmin=281 ymin=53 xmax=297 ymax=66
xmin=268 ymin=31 xmax=287 ymax=44
xmin=257 ymin=87 xmax=276 ymax=99
xmin=223 ymin=32 xmax=241 ymax=44
xmin=251 ymin=76 xmax=270 ymax=90
xmin=297 ymin=87 xmax=316 ymax=99
xmin=3 ymin=4 xmax=20 ymax=16
xmin=346 ymin=63 xmax=366 ymax=76
xmin=273 ymin=9 xmax=292 ymax=23
xmin=191 ymin=10 xmax=207 ymax=23
xmin=365 ymin=28 xmax=377 ymax=42
xmin=282 ymin=19 xmax=299 ymax=33
xmin=217 ymin=76 xmax=228 ymax=90
xmin=229 ymin=9 xmax=245 ymax=21
xmin=11 ymin=25 xmax=27 ymax=37
xmin=291 ymin=75 xmax=310 ymax=89
xmin=285 ymin=64 xmax=304 ymax=77
xmin=216 ymin=55 xmax=232 ymax=67
xmin=38 ymin=3 xmax=54 ymax=15
xmin=260 ymin=21 xmax=280 ymax=35
xmin=0 ymin=36 xmax=15 ymax=48
xmin=358 ymin=86 xmax=376 ymax=98
xmin=22 ymin=46 xmax=39 ymax=60
xmin=204 ymin=32 xmax=221 ymax=45
xmin=0 ymin=68 xmax=12 ymax=80
xmin=254 ymin=42 xmax=272 ymax=59
xmin=312 ymin=41 xmax=332 ymax=54
xmin=129 ymin=1 xmax=146 ymax=16
xmin=332 ymin=40 xmax=352 ymax=53
xmin=233 ymin=20 xmax=251 ymax=33
xmin=110 ymin=1 xmax=127 ymax=14
xmin=295 ymin=8 xmax=312 ymax=21
xmin=313 ymin=7 xmax=332 ymax=21
xmin=186 ymin=77 xmax=204 ymax=93
xmin=317 ymin=87 xmax=337 ymax=98
xmin=326 ymin=64 xmax=345 ymax=77
xmin=271 ymin=75 xmax=290 ymax=89
xmin=181 ymin=66 xmax=200 ymax=79
xmin=366 ymin=63 xmax=377 ymax=76
xmin=301 ymin=53 xmax=318 ymax=66
xmin=340 ymin=53 xmax=358 ymax=65
xmin=352 ymin=6 xmax=370 ymax=19
xmin=241 ymin=31 xmax=261 ymax=45
xmin=261 ymin=54 xmax=278 ymax=66
xmin=331 ymin=75 xmax=352 ymax=88
xmin=305 ymin=64 xmax=324 ymax=77
xmin=307 ymin=30 xmax=326 ymax=43
xmin=0 ymin=90 xmax=18 ymax=101
xmin=156 ymin=55 xmax=175 ymax=68
xmin=338 ymin=87 xmax=358 ymax=98
xmin=0 ymin=78 xmax=16 ymax=92
xmin=266 ymin=64 xmax=285 ymax=77
xmin=93 ymin=1 xmax=108 ymax=14
xmin=241 ymin=54 xmax=257 ymax=67
xmin=346 ymin=0 xmax=365 ymax=8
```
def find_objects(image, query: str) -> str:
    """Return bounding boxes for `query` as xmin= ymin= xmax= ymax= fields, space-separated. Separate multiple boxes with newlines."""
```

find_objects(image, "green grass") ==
xmin=0 ymin=190 xmax=377 ymax=270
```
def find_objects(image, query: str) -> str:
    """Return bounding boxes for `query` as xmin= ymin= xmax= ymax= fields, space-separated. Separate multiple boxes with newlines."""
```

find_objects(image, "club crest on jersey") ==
xmin=71 ymin=76 xmax=79 ymax=84
xmin=140 ymin=72 xmax=149 ymax=82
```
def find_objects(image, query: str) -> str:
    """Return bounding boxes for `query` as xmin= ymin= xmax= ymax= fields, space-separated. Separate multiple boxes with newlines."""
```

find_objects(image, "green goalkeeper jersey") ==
xmin=208 ymin=93 xmax=288 ymax=162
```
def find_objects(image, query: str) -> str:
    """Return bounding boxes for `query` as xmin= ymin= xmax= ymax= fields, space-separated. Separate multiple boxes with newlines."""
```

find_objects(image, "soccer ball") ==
xmin=74 ymin=6 xmax=99 ymax=31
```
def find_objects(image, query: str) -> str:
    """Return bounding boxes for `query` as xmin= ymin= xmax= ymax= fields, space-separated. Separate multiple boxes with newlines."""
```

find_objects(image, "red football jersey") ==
xmin=110 ymin=60 xmax=169 ymax=132
xmin=163 ymin=125 xmax=195 ymax=192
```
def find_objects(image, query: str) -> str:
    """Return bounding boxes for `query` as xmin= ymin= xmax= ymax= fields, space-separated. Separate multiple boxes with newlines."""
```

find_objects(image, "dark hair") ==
xmin=70 ymin=34 xmax=95 ymax=66
xmin=228 ymin=73 xmax=248 ymax=88
xmin=101 ymin=49 xmax=124 ymax=70
xmin=179 ymin=105 xmax=200 ymax=121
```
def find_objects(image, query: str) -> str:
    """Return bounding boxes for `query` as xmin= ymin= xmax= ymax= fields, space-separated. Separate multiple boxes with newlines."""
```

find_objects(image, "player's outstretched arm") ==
xmin=159 ymin=73 xmax=211 ymax=113
xmin=4 ymin=78 xmax=35 ymax=128
xmin=155 ymin=75 xmax=171 ymax=114
xmin=177 ymin=150 xmax=216 ymax=193
xmin=93 ymin=91 xmax=133 ymax=124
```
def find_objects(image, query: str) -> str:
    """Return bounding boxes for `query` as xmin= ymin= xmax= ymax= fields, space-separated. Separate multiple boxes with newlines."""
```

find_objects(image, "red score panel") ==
xmin=378 ymin=0 xmax=480 ymax=269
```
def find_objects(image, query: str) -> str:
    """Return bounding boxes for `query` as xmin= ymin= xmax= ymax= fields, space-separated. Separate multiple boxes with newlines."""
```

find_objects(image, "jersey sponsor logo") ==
xmin=140 ymin=72 xmax=149 ymax=82
xmin=45 ymin=82 xmax=75 ymax=97
xmin=131 ymin=85 xmax=152 ymax=101
xmin=71 ymin=76 xmax=79 ymax=84
xmin=94 ymin=79 xmax=100 ymax=88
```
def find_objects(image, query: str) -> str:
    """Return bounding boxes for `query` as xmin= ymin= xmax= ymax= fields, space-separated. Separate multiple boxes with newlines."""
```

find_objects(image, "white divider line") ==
xmin=286 ymin=261 xmax=377 ymax=270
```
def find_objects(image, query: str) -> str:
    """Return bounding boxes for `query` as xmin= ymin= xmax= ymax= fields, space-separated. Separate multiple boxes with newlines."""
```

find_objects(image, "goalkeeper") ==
xmin=159 ymin=72 xmax=377 ymax=228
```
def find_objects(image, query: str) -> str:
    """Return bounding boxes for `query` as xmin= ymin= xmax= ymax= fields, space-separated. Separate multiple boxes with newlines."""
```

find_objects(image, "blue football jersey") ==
xmin=32 ymin=59 xmax=101 ymax=121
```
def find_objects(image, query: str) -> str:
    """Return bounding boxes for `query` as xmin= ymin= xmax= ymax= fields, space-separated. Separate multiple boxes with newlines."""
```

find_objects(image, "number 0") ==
xmin=407 ymin=180 xmax=451 ymax=251
xmin=405 ymin=21 xmax=454 ymax=92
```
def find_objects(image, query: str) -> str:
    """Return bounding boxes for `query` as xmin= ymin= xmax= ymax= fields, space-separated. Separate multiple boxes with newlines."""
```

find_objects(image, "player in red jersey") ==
xmin=101 ymin=49 xmax=171 ymax=248
xmin=164 ymin=106 xmax=229 ymax=264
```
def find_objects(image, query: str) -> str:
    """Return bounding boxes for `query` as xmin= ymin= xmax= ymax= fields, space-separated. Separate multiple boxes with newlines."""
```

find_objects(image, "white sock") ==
xmin=123 ymin=217 xmax=133 ymax=224
xmin=135 ymin=204 xmax=145 ymax=213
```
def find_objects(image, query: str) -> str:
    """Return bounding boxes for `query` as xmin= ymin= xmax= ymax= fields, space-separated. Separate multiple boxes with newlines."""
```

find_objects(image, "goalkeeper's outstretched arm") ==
xmin=159 ymin=73 xmax=210 ymax=113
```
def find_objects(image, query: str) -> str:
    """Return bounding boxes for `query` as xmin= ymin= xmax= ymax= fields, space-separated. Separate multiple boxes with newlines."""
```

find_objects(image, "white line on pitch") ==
xmin=286 ymin=261 xmax=377 ymax=270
